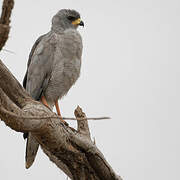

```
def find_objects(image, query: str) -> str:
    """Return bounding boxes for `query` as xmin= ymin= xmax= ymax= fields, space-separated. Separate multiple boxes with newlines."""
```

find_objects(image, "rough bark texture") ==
xmin=0 ymin=0 xmax=122 ymax=179
xmin=0 ymin=0 xmax=14 ymax=50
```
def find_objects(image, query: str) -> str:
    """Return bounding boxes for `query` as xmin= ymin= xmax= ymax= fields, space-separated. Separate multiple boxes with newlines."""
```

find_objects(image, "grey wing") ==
xmin=23 ymin=34 xmax=47 ymax=89
xmin=23 ymin=33 xmax=57 ymax=169
xmin=23 ymin=34 xmax=47 ymax=140
xmin=25 ymin=33 xmax=56 ymax=100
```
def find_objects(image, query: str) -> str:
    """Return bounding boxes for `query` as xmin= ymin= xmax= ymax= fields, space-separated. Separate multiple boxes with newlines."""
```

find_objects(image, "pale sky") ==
xmin=0 ymin=0 xmax=180 ymax=179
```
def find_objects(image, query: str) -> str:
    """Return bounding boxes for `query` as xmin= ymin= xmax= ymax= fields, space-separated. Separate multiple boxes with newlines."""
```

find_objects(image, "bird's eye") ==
xmin=67 ymin=16 xmax=76 ymax=21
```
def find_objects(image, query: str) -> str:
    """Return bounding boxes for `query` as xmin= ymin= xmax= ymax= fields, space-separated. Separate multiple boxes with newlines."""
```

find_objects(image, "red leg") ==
xmin=55 ymin=100 xmax=61 ymax=116
xmin=41 ymin=96 xmax=49 ymax=108
xmin=55 ymin=100 xmax=67 ymax=124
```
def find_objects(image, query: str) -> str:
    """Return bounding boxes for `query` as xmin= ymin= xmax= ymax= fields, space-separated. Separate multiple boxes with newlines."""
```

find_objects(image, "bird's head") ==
xmin=52 ymin=9 xmax=84 ymax=33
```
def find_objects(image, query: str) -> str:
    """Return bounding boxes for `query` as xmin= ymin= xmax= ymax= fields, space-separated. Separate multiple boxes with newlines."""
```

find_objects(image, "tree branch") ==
xmin=0 ymin=59 xmax=32 ymax=108
xmin=0 ymin=0 xmax=122 ymax=179
xmin=0 ymin=0 xmax=14 ymax=50
xmin=0 ymin=59 xmax=122 ymax=179
xmin=75 ymin=105 xmax=91 ymax=138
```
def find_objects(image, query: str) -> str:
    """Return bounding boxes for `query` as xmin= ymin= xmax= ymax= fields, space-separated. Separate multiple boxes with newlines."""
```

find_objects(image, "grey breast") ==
xmin=43 ymin=28 xmax=83 ymax=104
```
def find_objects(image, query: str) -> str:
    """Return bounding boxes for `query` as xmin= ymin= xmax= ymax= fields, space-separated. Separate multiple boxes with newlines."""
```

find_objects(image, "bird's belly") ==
xmin=44 ymin=58 xmax=81 ymax=103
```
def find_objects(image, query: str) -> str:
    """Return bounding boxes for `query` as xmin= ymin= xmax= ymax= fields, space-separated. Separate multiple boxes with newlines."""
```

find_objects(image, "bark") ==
xmin=0 ymin=0 xmax=122 ymax=179
xmin=0 ymin=0 xmax=14 ymax=50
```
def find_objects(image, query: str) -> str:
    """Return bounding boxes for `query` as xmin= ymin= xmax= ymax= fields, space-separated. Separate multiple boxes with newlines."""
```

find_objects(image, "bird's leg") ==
xmin=55 ymin=100 xmax=62 ymax=117
xmin=55 ymin=100 xmax=68 ymax=125
xmin=41 ymin=96 xmax=49 ymax=108
xmin=41 ymin=96 xmax=53 ymax=111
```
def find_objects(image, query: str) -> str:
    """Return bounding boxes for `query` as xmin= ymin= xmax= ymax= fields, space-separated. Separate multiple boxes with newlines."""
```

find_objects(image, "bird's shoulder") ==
xmin=26 ymin=33 xmax=54 ymax=66
xmin=25 ymin=33 xmax=60 ymax=84
xmin=23 ymin=33 xmax=48 ymax=88
xmin=33 ymin=32 xmax=58 ymax=55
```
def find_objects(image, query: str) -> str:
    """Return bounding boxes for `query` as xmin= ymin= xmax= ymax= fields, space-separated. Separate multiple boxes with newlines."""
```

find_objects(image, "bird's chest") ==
xmin=58 ymin=32 xmax=82 ymax=59
xmin=52 ymin=56 xmax=81 ymax=84
xmin=53 ymin=39 xmax=81 ymax=81
xmin=46 ymin=58 xmax=80 ymax=101
xmin=45 ymin=46 xmax=81 ymax=101
xmin=44 ymin=31 xmax=82 ymax=101
xmin=54 ymin=33 xmax=82 ymax=82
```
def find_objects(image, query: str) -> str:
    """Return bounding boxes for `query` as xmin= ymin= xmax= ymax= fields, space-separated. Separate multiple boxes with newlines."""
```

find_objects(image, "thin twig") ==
xmin=1 ymin=48 xmax=15 ymax=54
xmin=63 ymin=117 xmax=110 ymax=120
xmin=0 ymin=107 xmax=110 ymax=121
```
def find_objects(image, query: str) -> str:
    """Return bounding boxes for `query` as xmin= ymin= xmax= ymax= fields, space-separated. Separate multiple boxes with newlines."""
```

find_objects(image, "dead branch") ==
xmin=0 ymin=0 xmax=122 ymax=179
xmin=63 ymin=117 xmax=110 ymax=120
xmin=0 ymin=0 xmax=14 ymax=50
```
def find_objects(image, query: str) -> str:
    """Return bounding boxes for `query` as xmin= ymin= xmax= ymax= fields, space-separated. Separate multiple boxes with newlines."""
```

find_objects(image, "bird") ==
xmin=23 ymin=9 xmax=84 ymax=168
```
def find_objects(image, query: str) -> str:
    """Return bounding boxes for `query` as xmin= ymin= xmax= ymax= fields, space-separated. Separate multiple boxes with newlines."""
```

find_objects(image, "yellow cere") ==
xmin=72 ymin=18 xmax=81 ymax=25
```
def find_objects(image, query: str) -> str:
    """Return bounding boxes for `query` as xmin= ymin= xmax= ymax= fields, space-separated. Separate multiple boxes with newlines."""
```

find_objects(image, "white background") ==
xmin=0 ymin=0 xmax=180 ymax=179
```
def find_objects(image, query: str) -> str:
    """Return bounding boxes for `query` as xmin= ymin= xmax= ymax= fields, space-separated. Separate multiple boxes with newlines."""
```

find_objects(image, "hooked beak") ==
xmin=79 ymin=20 xmax=84 ymax=27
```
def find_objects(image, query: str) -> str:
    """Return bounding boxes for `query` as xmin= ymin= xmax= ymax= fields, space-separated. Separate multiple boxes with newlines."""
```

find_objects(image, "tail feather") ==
xmin=25 ymin=133 xmax=39 ymax=169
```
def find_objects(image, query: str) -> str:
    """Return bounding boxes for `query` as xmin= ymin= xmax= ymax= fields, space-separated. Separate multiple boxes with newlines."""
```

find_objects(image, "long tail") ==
xmin=25 ymin=133 xmax=39 ymax=169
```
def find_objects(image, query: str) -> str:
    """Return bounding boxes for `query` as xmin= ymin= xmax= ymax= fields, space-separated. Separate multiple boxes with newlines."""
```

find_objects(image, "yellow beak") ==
xmin=72 ymin=18 xmax=82 ymax=26
xmin=72 ymin=18 xmax=84 ymax=27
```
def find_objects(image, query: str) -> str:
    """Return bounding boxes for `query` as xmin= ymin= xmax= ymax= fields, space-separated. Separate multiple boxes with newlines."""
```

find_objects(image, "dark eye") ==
xmin=67 ymin=16 xmax=76 ymax=21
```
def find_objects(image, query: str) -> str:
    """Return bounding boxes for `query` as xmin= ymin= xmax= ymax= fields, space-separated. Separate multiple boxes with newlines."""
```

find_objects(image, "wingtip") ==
xmin=25 ymin=161 xmax=32 ymax=169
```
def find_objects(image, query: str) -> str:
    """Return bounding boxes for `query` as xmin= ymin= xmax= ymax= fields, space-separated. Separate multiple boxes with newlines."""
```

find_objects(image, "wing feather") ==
xmin=23 ymin=32 xmax=57 ymax=168
xmin=23 ymin=34 xmax=46 ymax=89
xmin=24 ymin=33 xmax=56 ymax=100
